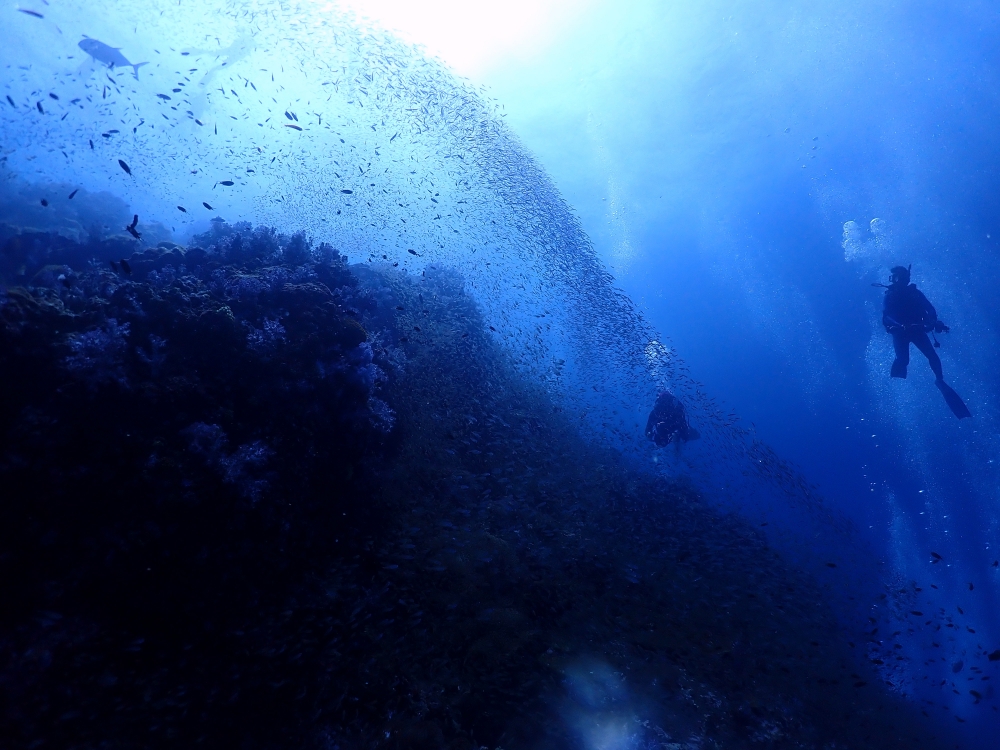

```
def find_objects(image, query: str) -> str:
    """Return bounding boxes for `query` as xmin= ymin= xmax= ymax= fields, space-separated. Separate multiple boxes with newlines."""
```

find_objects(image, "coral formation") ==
xmin=0 ymin=224 xmax=939 ymax=749
xmin=0 ymin=222 xmax=395 ymax=746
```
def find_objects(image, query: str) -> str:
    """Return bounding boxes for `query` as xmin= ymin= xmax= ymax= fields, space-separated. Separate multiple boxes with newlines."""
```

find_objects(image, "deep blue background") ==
xmin=486 ymin=0 xmax=1000 ymax=742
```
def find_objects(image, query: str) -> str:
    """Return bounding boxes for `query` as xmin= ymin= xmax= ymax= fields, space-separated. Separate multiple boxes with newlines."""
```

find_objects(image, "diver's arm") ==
xmin=882 ymin=291 xmax=896 ymax=330
xmin=913 ymin=290 xmax=951 ymax=332
xmin=882 ymin=306 xmax=901 ymax=331
xmin=917 ymin=290 xmax=938 ymax=325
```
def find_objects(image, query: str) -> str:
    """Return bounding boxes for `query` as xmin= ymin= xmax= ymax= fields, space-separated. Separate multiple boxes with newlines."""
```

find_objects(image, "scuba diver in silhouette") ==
xmin=645 ymin=390 xmax=700 ymax=447
xmin=877 ymin=265 xmax=971 ymax=419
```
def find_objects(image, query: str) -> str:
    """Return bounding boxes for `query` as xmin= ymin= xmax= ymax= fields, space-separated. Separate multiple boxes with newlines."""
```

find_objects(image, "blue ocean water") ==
xmin=485 ymin=1 xmax=1000 ymax=744
xmin=1 ymin=0 xmax=998 ymax=747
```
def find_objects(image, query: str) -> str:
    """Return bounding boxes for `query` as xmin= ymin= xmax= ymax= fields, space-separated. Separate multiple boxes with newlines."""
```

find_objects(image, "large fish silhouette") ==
xmin=78 ymin=38 xmax=148 ymax=79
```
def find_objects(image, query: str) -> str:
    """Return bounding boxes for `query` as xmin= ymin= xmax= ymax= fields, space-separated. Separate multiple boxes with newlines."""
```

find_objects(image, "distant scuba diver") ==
xmin=645 ymin=390 xmax=700 ymax=447
xmin=877 ymin=265 xmax=971 ymax=419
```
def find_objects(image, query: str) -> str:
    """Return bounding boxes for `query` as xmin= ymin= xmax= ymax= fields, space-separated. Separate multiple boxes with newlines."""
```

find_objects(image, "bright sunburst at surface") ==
xmin=332 ymin=0 xmax=588 ymax=77
xmin=1 ymin=0 xmax=999 ymax=748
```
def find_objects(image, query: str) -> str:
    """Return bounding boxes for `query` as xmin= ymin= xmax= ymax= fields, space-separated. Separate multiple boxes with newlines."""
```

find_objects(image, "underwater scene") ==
xmin=1 ymin=1 xmax=998 ymax=748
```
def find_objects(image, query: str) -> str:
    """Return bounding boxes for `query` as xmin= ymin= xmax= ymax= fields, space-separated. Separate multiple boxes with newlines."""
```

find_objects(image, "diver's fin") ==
xmin=936 ymin=380 xmax=972 ymax=419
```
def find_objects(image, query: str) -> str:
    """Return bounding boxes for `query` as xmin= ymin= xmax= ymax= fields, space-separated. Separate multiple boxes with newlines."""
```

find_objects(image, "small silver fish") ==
xmin=79 ymin=38 xmax=148 ymax=79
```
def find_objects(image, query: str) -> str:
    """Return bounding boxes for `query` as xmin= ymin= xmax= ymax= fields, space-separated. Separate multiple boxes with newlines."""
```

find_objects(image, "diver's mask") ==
xmin=889 ymin=264 xmax=911 ymax=285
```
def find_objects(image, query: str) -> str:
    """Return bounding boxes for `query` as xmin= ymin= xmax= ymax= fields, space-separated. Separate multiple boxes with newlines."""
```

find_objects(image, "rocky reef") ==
xmin=0 ymin=221 xmax=399 ymax=747
xmin=0 ymin=222 xmax=941 ymax=749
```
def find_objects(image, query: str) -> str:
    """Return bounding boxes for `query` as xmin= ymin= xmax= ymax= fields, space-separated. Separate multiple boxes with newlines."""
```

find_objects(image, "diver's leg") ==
xmin=911 ymin=332 xmax=943 ymax=381
xmin=890 ymin=333 xmax=909 ymax=378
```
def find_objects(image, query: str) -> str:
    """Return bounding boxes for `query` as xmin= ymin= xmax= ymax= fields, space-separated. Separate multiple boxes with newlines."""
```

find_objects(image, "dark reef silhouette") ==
xmin=0 ymin=221 xmax=942 ymax=749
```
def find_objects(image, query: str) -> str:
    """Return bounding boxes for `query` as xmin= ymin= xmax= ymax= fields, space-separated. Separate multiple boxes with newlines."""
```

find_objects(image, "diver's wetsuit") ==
xmin=645 ymin=391 xmax=697 ymax=446
xmin=883 ymin=282 xmax=943 ymax=380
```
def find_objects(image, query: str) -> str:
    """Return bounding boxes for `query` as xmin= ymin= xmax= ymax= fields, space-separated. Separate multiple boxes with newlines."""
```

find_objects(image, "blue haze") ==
xmin=486 ymin=0 xmax=1000 ymax=743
